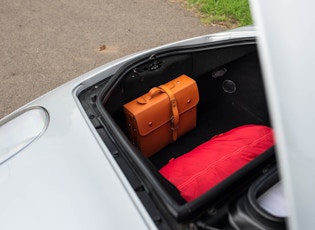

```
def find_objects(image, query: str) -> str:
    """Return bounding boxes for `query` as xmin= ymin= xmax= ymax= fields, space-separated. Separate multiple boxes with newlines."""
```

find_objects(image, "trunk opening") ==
xmin=80 ymin=38 xmax=283 ymax=228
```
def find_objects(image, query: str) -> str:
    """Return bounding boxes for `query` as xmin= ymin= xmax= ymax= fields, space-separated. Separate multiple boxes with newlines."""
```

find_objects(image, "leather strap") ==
xmin=158 ymin=84 xmax=179 ymax=141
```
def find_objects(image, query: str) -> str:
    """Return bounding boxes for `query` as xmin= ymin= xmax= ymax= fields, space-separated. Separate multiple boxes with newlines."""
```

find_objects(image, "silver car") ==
xmin=0 ymin=1 xmax=313 ymax=229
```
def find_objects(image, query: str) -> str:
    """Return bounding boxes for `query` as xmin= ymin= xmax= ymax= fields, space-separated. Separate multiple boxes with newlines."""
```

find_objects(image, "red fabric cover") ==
xmin=159 ymin=125 xmax=274 ymax=202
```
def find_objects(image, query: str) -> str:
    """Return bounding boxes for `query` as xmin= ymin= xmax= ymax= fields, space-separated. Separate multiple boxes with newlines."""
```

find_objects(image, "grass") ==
xmin=186 ymin=0 xmax=253 ymax=28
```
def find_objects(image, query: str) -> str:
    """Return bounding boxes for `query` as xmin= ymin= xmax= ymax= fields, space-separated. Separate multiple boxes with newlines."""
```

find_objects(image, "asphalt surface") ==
xmin=0 ymin=0 xmax=224 ymax=119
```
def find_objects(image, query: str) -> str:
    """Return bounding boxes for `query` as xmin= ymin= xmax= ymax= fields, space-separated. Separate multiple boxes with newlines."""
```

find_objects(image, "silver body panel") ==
xmin=0 ymin=30 xmax=255 ymax=229
xmin=251 ymin=1 xmax=315 ymax=229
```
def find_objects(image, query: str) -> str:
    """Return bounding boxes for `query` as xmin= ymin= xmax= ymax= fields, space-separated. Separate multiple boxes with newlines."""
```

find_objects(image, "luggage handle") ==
xmin=148 ymin=87 xmax=164 ymax=99
xmin=136 ymin=83 xmax=175 ymax=104
xmin=136 ymin=87 xmax=162 ymax=104
xmin=147 ymin=83 xmax=175 ymax=100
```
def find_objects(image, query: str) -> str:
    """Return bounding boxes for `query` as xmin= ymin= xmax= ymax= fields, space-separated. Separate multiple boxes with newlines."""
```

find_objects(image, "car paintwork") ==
xmin=251 ymin=1 xmax=315 ymax=229
xmin=0 ymin=81 xmax=156 ymax=229
xmin=0 ymin=30 xmax=257 ymax=229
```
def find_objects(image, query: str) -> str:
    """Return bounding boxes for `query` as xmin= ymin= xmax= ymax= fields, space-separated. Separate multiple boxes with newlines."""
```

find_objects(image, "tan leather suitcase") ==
xmin=123 ymin=74 xmax=199 ymax=157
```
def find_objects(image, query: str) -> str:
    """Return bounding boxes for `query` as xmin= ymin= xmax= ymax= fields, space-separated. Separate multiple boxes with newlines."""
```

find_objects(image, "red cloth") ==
xmin=159 ymin=125 xmax=274 ymax=202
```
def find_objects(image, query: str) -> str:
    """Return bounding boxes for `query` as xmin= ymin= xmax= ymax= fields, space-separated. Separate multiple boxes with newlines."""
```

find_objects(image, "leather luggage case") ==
xmin=123 ymin=74 xmax=199 ymax=157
